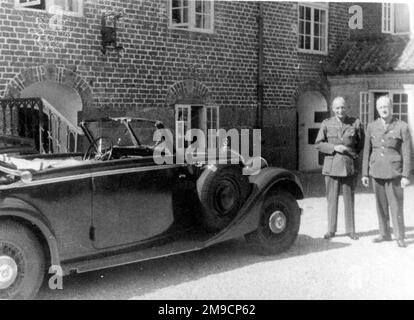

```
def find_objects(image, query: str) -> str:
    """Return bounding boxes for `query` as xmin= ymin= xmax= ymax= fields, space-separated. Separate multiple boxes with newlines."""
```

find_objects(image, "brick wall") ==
xmin=261 ymin=1 xmax=349 ymax=167
xmin=349 ymin=2 xmax=383 ymax=40
xmin=0 ymin=0 xmax=351 ymax=169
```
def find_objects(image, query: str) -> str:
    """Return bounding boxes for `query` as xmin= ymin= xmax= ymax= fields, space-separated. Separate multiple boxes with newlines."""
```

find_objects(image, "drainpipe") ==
xmin=256 ymin=2 xmax=264 ymax=130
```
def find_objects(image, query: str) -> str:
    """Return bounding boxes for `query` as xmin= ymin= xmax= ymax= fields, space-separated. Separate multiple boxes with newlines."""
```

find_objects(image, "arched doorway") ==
xmin=19 ymin=81 xmax=83 ymax=153
xmin=21 ymin=81 xmax=82 ymax=128
xmin=1 ymin=65 xmax=93 ymax=154
xmin=297 ymin=91 xmax=328 ymax=172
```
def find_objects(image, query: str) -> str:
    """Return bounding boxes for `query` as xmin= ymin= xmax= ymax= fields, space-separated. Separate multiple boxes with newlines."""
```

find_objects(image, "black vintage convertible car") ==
xmin=0 ymin=117 xmax=304 ymax=299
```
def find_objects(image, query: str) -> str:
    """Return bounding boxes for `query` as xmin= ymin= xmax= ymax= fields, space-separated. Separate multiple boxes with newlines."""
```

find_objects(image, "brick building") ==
xmin=0 ymin=0 xmax=351 ymax=170
xmin=327 ymin=2 xmax=414 ymax=167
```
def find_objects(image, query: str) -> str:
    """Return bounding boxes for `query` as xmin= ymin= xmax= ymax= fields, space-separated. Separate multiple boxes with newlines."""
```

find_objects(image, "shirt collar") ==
xmin=380 ymin=117 xmax=396 ymax=130
xmin=335 ymin=116 xmax=346 ymax=123
xmin=380 ymin=117 xmax=395 ymax=125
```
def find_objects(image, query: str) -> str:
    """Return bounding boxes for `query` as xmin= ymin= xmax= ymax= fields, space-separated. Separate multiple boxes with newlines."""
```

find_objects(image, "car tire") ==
xmin=245 ymin=191 xmax=300 ymax=255
xmin=196 ymin=165 xmax=251 ymax=232
xmin=0 ymin=221 xmax=45 ymax=300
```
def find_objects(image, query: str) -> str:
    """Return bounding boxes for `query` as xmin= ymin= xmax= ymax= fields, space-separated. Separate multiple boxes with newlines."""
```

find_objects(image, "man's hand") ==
xmin=361 ymin=176 xmax=370 ymax=188
xmin=334 ymin=145 xmax=349 ymax=154
xmin=401 ymin=177 xmax=410 ymax=188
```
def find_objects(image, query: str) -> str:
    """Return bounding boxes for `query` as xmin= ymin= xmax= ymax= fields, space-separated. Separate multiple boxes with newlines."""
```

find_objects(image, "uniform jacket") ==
xmin=362 ymin=117 xmax=412 ymax=179
xmin=315 ymin=116 xmax=364 ymax=177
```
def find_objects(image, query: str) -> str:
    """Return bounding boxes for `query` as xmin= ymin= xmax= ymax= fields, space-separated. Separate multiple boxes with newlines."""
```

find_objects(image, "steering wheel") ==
xmin=84 ymin=137 xmax=113 ymax=161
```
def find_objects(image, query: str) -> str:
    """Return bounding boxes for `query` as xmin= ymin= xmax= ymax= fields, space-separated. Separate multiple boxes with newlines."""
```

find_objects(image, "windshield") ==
xmin=84 ymin=119 xmax=159 ymax=147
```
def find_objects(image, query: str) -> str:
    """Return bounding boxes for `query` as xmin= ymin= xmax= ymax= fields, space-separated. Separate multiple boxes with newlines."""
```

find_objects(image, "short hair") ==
xmin=376 ymin=96 xmax=393 ymax=107
xmin=331 ymin=96 xmax=346 ymax=108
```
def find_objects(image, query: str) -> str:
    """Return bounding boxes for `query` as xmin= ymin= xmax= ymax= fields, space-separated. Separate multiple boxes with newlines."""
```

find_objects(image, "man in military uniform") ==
xmin=315 ymin=97 xmax=364 ymax=240
xmin=362 ymin=96 xmax=412 ymax=248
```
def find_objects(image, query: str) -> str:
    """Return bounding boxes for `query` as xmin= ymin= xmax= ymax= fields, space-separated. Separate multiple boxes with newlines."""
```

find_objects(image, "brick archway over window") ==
xmin=166 ymin=79 xmax=214 ymax=106
xmin=3 ymin=64 xmax=93 ymax=109
xmin=293 ymin=80 xmax=330 ymax=108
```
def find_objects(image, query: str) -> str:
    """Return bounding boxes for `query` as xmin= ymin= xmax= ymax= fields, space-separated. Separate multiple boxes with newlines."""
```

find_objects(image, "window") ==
xmin=175 ymin=105 xmax=220 ymax=149
xmin=175 ymin=105 xmax=191 ymax=149
xmin=206 ymin=105 xmax=219 ymax=148
xmin=15 ymin=0 xmax=83 ymax=16
xmin=392 ymin=93 xmax=409 ymax=123
xmin=360 ymin=92 xmax=369 ymax=128
xmin=382 ymin=3 xmax=411 ymax=34
xmin=298 ymin=3 xmax=328 ymax=54
xmin=170 ymin=0 xmax=214 ymax=33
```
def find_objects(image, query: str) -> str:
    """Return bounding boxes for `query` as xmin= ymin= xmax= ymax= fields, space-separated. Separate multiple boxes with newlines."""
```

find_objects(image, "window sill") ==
xmin=297 ymin=48 xmax=329 ymax=56
xmin=169 ymin=25 xmax=215 ymax=35
xmin=382 ymin=31 xmax=412 ymax=36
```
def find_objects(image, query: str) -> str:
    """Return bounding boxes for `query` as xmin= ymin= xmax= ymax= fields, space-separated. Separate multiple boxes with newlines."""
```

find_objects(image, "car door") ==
xmin=91 ymin=158 xmax=180 ymax=249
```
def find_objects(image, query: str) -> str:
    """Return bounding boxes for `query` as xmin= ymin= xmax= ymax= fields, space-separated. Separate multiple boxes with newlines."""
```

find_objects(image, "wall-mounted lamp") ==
xmin=101 ymin=12 xmax=124 ymax=55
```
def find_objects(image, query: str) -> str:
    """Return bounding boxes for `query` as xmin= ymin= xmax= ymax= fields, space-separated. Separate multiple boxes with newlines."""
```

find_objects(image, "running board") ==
xmin=61 ymin=237 xmax=206 ymax=275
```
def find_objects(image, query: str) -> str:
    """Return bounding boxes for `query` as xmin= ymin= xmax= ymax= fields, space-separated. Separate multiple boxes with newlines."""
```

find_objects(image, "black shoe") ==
xmin=348 ymin=233 xmax=359 ymax=240
xmin=397 ymin=239 xmax=407 ymax=248
xmin=324 ymin=232 xmax=335 ymax=240
xmin=372 ymin=235 xmax=392 ymax=243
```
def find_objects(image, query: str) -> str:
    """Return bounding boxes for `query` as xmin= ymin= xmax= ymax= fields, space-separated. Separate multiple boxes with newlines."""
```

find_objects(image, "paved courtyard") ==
xmin=37 ymin=174 xmax=414 ymax=300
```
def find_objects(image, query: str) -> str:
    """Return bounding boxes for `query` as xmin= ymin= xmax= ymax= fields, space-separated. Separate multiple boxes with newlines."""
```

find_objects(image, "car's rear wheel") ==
xmin=0 ymin=221 xmax=45 ymax=300
xmin=246 ymin=191 xmax=300 ymax=255
xmin=196 ymin=165 xmax=251 ymax=232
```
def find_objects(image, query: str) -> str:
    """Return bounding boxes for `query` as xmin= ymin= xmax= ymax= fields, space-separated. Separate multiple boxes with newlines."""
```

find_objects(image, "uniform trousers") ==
xmin=372 ymin=178 xmax=405 ymax=240
xmin=325 ymin=175 xmax=356 ymax=234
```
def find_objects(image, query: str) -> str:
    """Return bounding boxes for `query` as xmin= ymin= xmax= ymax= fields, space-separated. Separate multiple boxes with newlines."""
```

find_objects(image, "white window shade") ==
xmin=18 ymin=0 xmax=41 ymax=7
xmin=394 ymin=3 xmax=410 ymax=34
xmin=50 ymin=0 xmax=82 ymax=15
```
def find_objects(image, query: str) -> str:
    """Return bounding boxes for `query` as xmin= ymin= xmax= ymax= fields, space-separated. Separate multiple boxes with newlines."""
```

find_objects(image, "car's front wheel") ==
xmin=246 ymin=191 xmax=300 ymax=255
xmin=0 ymin=221 xmax=45 ymax=300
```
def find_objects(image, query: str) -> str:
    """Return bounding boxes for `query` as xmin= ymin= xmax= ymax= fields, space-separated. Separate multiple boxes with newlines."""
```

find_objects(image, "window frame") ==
xmin=169 ymin=0 xmax=215 ymax=34
xmin=297 ymin=2 xmax=329 ymax=56
xmin=175 ymin=104 xmax=220 ymax=149
xmin=382 ymin=3 xmax=393 ymax=33
xmin=391 ymin=92 xmax=409 ymax=123
xmin=175 ymin=105 xmax=192 ymax=133
xmin=359 ymin=92 xmax=370 ymax=129
xmin=14 ymin=0 xmax=84 ymax=17
xmin=381 ymin=2 xmax=412 ymax=35
xmin=205 ymin=105 xmax=220 ymax=149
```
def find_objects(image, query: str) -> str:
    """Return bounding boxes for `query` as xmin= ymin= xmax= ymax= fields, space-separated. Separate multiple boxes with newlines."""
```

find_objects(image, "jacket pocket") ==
xmin=387 ymin=136 xmax=402 ymax=149
xmin=391 ymin=159 xmax=403 ymax=175
xmin=322 ymin=156 xmax=333 ymax=175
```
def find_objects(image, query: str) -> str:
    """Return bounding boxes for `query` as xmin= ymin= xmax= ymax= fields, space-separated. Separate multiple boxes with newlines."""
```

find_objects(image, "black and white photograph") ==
xmin=0 ymin=0 xmax=413 ymax=303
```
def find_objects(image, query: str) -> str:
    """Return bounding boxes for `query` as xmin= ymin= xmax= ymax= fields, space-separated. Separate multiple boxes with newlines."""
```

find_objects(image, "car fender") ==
xmin=0 ymin=197 xmax=60 ymax=266
xmin=206 ymin=167 xmax=304 ymax=246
